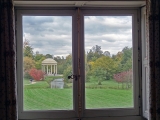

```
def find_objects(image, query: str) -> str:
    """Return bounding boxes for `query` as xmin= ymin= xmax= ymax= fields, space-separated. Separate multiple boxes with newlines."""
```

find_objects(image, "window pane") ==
xmin=23 ymin=16 xmax=73 ymax=110
xmin=84 ymin=16 xmax=133 ymax=109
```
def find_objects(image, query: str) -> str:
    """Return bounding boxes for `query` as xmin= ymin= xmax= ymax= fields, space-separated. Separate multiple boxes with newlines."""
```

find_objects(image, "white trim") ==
xmin=79 ymin=8 xmax=140 ymax=118
xmin=16 ymin=8 xmax=78 ymax=119
xmin=16 ymin=7 xmax=143 ymax=120
xmin=14 ymin=1 xmax=146 ymax=7
xmin=141 ymin=6 xmax=149 ymax=119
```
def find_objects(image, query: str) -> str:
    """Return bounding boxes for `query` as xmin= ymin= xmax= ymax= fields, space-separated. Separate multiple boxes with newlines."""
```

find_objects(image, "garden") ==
xmin=24 ymin=76 xmax=133 ymax=110
xmin=23 ymin=40 xmax=133 ymax=110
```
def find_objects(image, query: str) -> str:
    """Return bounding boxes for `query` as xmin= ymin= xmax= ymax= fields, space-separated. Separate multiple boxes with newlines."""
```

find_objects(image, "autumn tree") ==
xmin=23 ymin=56 xmax=35 ymax=78
xmin=113 ymin=69 xmax=132 ymax=89
xmin=29 ymin=68 xmax=45 ymax=81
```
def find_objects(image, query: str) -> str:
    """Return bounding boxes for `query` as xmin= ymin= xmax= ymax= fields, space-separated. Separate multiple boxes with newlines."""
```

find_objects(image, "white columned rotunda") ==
xmin=41 ymin=58 xmax=57 ymax=75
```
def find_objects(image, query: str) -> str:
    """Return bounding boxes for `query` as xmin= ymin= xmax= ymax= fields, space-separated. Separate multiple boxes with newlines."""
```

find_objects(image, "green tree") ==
xmin=62 ymin=54 xmax=72 ymax=82
xmin=91 ymin=56 xmax=115 ymax=80
xmin=87 ymin=45 xmax=104 ymax=62
xmin=92 ymin=67 xmax=105 ymax=84
xmin=112 ymin=52 xmax=123 ymax=73
xmin=63 ymin=66 xmax=72 ymax=83
xmin=121 ymin=47 xmax=132 ymax=71
xmin=45 ymin=54 xmax=53 ymax=58
xmin=34 ymin=53 xmax=46 ymax=70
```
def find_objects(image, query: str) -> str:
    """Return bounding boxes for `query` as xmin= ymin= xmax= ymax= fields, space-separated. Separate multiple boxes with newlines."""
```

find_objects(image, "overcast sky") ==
xmin=23 ymin=16 xmax=132 ymax=58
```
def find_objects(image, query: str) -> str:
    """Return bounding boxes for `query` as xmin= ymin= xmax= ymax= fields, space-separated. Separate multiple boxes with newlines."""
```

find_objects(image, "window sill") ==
xmin=19 ymin=116 xmax=147 ymax=120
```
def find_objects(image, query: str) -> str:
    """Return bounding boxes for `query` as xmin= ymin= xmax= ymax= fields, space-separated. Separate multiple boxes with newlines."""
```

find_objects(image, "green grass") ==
xmin=24 ymin=81 xmax=49 ymax=89
xmin=85 ymin=80 xmax=119 ymax=89
xmin=23 ymin=78 xmax=31 ymax=84
xmin=23 ymin=77 xmax=133 ymax=110
xmin=23 ymin=76 xmax=63 ymax=89
xmin=24 ymin=88 xmax=133 ymax=110
xmin=24 ymin=89 xmax=73 ymax=110
xmin=85 ymin=89 xmax=133 ymax=109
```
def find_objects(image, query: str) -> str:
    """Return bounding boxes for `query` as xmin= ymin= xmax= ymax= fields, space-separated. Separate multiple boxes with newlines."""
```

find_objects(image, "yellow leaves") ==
xmin=92 ymin=56 xmax=114 ymax=70
xmin=88 ymin=61 xmax=94 ymax=66
xmin=23 ymin=56 xmax=35 ymax=72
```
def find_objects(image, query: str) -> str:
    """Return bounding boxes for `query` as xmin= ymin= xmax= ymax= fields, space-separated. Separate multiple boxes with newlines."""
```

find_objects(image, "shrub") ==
xmin=29 ymin=68 xmax=45 ymax=81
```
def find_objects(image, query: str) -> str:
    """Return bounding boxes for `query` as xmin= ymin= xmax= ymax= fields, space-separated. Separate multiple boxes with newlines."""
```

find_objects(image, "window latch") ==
xmin=68 ymin=74 xmax=79 ymax=80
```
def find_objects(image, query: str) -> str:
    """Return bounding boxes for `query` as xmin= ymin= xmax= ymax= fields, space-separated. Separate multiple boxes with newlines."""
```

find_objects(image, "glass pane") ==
xmin=23 ymin=16 xmax=73 ymax=110
xmin=84 ymin=16 xmax=133 ymax=109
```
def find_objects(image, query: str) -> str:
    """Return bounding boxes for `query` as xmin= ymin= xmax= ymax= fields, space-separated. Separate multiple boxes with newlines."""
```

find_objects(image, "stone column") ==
xmin=42 ymin=65 xmax=43 ymax=72
xmin=56 ymin=65 xmax=57 ymax=74
xmin=51 ymin=65 xmax=52 ymax=75
xmin=54 ymin=65 xmax=55 ymax=74
xmin=47 ymin=65 xmax=48 ymax=74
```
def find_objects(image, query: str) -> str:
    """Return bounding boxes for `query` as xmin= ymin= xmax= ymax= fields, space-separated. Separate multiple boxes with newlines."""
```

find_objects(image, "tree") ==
xmin=87 ymin=45 xmax=104 ymax=62
xmin=23 ymin=56 xmax=35 ymax=78
xmin=91 ymin=45 xmax=103 ymax=55
xmin=113 ymin=69 xmax=132 ymax=89
xmin=121 ymin=47 xmax=132 ymax=71
xmin=29 ymin=68 xmax=45 ymax=81
xmin=34 ymin=53 xmax=46 ymax=70
xmin=54 ymin=56 xmax=62 ymax=63
xmin=112 ymin=52 xmax=123 ymax=73
xmin=92 ymin=67 xmax=106 ymax=85
xmin=91 ymin=56 xmax=115 ymax=80
xmin=23 ymin=39 xmax=34 ymax=58
xmin=62 ymin=54 xmax=73 ymax=82
xmin=45 ymin=54 xmax=53 ymax=58
xmin=23 ymin=56 xmax=35 ymax=72
xmin=63 ymin=66 xmax=72 ymax=83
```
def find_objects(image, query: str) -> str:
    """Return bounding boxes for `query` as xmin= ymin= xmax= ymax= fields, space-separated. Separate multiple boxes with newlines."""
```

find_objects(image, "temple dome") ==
xmin=42 ymin=58 xmax=57 ymax=64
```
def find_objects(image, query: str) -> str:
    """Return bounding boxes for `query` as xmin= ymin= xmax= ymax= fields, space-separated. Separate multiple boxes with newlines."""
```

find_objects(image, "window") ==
xmin=16 ymin=5 xmax=144 ymax=120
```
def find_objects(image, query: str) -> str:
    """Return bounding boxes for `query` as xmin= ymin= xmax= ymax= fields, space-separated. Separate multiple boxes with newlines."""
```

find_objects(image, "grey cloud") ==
xmin=29 ymin=36 xmax=72 ymax=55
xmin=23 ymin=16 xmax=132 ymax=56
xmin=23 ymin=16 xmax=72 ymax=36
xmin=85 ymin=16 xmax=132 ymax=35
xmin=103 ymin=39 xmax=116 ymax=42
xmin=23 ymin=16 xmax=53 ymax=25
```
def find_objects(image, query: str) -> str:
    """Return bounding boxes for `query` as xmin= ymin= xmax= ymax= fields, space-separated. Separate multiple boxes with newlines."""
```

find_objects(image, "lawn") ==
xmin=24 ymin=89 xmax=73 ymax=110
xmin=23 ymin=77 xmax=133 ymax=110
xmin=85 ymin=89 xmax=133 ymax=109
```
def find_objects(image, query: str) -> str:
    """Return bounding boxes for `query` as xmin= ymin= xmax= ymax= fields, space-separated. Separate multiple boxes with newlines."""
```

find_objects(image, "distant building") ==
xmin=41 ymin=58 xmax=57 ymax=75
